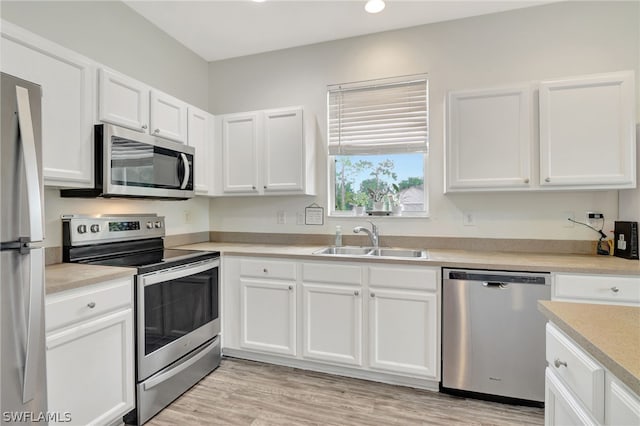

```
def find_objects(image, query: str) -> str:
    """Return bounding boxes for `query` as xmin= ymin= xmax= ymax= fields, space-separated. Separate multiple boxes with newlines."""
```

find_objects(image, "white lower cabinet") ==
xmin=545 ymin=322 xmax=640 ymax=426
xmin=367 ymin=265 xmax=439 ymax=379
xmin=239 ymin=278 xmax=296 ymax=356
xmin=45 ymin=278 xmax=134 ymax=426
xmin=606 ymin=373 xmax=640 ymax=426
xmin=223 ymin=256 xmax=440 ymax=388
xmin=301 ymin=263 xmax=362 ymax=366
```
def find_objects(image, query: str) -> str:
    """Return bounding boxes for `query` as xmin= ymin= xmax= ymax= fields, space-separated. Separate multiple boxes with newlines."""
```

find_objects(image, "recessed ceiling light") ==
xmin=253 ymin=0 xmax=267 ymax=3
xmin=365 ymin=0 xmax=385 ymax=14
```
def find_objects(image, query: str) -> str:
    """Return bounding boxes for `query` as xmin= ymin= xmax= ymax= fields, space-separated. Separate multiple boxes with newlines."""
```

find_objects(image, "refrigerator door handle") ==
xmin=16 ymin=85 xmax=43 ymax=242
xmin=22 ymin=248 xmax=45 ymax=404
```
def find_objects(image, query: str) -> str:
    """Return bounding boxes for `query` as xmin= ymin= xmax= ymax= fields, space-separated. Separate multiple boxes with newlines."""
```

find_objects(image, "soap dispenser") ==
xmin=335 ymin=225 xmax=343 ymax=247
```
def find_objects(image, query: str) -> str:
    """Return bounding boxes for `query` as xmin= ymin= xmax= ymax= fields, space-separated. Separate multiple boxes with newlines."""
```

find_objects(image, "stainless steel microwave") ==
xmin=61 ymin=124 xmax=195 ymax=199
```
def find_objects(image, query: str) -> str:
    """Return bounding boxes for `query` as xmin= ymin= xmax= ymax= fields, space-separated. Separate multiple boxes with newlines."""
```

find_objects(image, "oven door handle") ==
xmin=140 ymin=259 xmax=219 ymax=287
xmin=143 ymin=339 xmax=219 ymax=391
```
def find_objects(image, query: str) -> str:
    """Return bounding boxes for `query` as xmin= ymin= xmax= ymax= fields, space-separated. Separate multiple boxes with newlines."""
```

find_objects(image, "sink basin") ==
xmin=369 ymin=248 xmax=428 ymax=258
xmin=313 ymin=246 xmax=428 ymax=259
xmin=315 ymin=246 xmax=374 ymax=255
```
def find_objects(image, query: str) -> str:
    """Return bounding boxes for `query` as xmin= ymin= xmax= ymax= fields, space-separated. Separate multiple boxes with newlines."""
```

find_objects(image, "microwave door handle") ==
xmin=16 ymin=86 xmax=43 ymax=242
xmin=179 ymin=153 xmax=190 ymax=190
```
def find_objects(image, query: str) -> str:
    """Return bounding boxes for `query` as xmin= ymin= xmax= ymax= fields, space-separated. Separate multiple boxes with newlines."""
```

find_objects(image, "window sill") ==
xmin=329 ymin=211 xmax=429 ymax=219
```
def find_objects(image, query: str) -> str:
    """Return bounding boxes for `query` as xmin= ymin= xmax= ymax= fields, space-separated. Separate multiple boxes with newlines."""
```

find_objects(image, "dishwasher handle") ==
xmin=482 ymin=281 xmax=509 ymax=289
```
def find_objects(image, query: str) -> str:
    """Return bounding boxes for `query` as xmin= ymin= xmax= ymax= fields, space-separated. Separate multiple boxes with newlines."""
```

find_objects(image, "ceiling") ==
xmin=124 ymin=1 xmax=553 ymax=62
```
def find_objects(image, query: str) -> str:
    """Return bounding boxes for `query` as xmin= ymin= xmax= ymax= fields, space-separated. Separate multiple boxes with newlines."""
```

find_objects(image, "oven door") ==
xmin=137 ymin=258 xmax=219 ymax=381
xmin=102 ymin=123 xmax=195 ymax=199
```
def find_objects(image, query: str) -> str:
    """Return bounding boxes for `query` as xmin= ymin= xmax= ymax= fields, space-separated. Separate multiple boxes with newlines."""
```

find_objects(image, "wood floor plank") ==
xmin=147 ymin=357 xmax=544 ymax=426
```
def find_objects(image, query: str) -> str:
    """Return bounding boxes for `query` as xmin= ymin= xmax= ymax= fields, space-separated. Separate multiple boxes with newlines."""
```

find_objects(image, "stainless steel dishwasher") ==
xmin=441 ymin=268 xmax=550 ymax=406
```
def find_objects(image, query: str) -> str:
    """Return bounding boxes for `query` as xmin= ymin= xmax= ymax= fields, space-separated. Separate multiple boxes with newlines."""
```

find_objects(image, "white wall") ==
xmin=207 ymin=1 xmax=639 ymax=240
xmin=1 ymin=1 xmax=211 ymax=248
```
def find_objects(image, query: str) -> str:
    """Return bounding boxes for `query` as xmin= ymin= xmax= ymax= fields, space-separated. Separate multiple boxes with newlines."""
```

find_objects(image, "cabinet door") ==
xmin=539 ymin=71 xmax=636 ymax=188
xmin=46 ymin=309 xmax=134 ymax=426
xmin=239 ymin=278 xmax=296 ymax=355
xmin=545 ymin=368 xmax=598 ymax=426
xmin=446 ymin=85 xmax=533 ymax=191
xmin=263 ymin=107 xmax=304 ymax=193
xmin=369 ymin=288 xmax=438 ymax=378
xmin=222 ymin=113 xmax=259 ymax=194
xmin=188 ymin=107 xmax=211 ymax=194
xmin=150 ymin=89 xmax=188 ymax=143
xmin=98 ymin=68 xmax=149 ymax=133
xmin=302 ymin=283 xmax=362 ymax=366
xmin=1 ymin=23 xmax=94 ymax=187
xmin=606 ymin=374 xmax=640 ymax=426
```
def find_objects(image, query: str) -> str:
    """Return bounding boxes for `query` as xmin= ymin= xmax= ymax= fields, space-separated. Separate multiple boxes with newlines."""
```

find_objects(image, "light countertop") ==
xmin=175 ymin=242 xmax=640 ymax=275
xmin=45 ymin=263 xmax=136 ymax=295
xmin=538 ymin=300 xmax=640 ymax=395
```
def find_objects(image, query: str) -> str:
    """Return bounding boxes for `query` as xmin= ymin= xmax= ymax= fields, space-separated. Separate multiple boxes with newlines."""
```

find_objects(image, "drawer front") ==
xmin=46 ymin=278 xmax=133 ymax=332
xmin=302 ymin=262 xmax=361 ymax=285
xmin=554 ymin=273 xmax=640 ymax=306
xmin=546 ymin=323 xmax=604 ymax=422
xmin=368 ymin=265 xmax=438 ymax=291
xmin=240 ymin=258 xmax=296 ymax=280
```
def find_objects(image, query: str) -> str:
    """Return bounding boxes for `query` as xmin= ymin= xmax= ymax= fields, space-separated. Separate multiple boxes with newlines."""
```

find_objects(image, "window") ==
xmin=328 ymin=75 xmax=428 ymax=216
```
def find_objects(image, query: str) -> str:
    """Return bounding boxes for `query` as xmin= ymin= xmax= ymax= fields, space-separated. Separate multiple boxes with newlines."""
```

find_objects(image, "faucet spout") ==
xmin=353 ymin=221 xmax=379 ymax=247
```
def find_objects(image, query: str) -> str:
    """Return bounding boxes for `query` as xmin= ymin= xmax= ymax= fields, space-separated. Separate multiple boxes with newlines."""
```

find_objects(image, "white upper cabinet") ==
xmin=213 ymin=106 xmax=315 ymax=196
xmin=187 ymin=107 xmax=212 ymax=194
xmin=446 ymin=85 xmax=533 ymax=192
xmin=222 ymin=112 xmax=259 ymax=194
xmin=263 ymin=107 xmax=305 ymax=193
xmin=149 ymin=89 xmax=188 ymax=143
xmin=98 ymin=68 xmax=149 ymax=133
xmin=98 ymin=68 xmax=188 ymax=143
xmin=1 ymin=21 xmax=95 ymax=188
xmin=539 ymin=70 xmax=636 ymax=189
xmin=446 ymin=70 xmax=636 ymax=192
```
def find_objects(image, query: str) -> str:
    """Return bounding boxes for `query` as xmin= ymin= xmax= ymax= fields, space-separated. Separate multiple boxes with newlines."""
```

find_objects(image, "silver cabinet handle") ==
xmin=524 ymin=178 xmax=529 ymax=184
xmin=288 ymin=285 xmax=293 ymax=290
xmin=154 ymin=129 xmax=160 ymax=134
xmin=87 ymin=302 xmax=96 ymax=309
xmin=545 ymin=177 xmax=551 ymax=182
xmin=354 ymin=290 xmax=359 ymax=296
xmin=252 ymin=186 xmax=256 ymax=190
xmin=264 ymin=185 xmax=267 ymax=189
xmin=611 ymin=286 xmax=620 ymax=293
xmin=370 ymin=292 xmax=375 ymax=298
xmin=142 ymin=124 xmax=148 ymax=130
xmin=263 ymin=268 xmax=268 ymax=273
xmin=554 ymin=358 xmax=567 ymax=368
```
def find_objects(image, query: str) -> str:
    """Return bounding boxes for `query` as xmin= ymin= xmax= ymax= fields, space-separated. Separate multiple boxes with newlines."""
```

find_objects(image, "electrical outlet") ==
xmin=462 ymin=212 xmax=475 ymax=226
xmin=296 ymin=212 xmax=305 ymax=225
xmin=277 ymin=210 xmax=286 ymax=225
xmin=184 ymin=210 xmax=192 ymax=224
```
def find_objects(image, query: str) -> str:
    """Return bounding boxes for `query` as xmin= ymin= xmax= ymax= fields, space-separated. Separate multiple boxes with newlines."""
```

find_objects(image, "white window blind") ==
xmin=328 ymin=75 xmax=428 ymax=155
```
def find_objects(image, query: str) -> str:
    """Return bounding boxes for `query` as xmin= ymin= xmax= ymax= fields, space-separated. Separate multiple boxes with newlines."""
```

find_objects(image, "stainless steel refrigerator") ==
xmin=1 ymin=72 xmax=47 ymax=424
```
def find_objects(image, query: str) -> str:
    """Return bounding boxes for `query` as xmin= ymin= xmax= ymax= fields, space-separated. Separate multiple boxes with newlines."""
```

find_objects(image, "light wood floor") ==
xmin=147 ymin=357 xmax=544 ymax=426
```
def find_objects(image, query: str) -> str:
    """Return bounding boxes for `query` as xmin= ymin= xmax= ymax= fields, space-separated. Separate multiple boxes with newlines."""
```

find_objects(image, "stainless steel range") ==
xmin=62 ymin=214 xmax=221 ymax=425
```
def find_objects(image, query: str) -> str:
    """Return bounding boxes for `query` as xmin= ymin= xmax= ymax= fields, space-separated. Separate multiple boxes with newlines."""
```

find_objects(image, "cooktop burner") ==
xmin=84 ymin=248 xmax=218 ymax=274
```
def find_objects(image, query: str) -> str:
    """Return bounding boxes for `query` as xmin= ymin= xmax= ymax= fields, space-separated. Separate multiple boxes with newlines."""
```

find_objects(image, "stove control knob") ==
xmin=77 ymin=224 xmax=87 ymax=234
xmin=90 ymin=224 xmax=100 ymax=233
xmin=146 ymin=221 xmax=154 ymax=229
xmin=154 ymin=221 xmax=162 ymax=229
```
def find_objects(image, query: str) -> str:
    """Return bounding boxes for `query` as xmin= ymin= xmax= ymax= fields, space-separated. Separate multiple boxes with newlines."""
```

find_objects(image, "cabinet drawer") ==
xmin=240 ymin=258 xmax=296 ymax=280
xmin=554 ymin=273 xmax=640 ymax=306
xmin=46 ymin=278 xmax=133 ymax=332
xmin=546 ymin=323 xmax=604 ymax=422
xmin=302 ymin=262 xmax=361 ymax=285
xmin=368 ymin=265 xmax=438 ymax=291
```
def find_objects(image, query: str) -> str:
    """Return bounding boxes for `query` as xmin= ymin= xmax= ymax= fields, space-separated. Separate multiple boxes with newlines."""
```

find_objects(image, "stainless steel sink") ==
xmin=313 ymin=246 xmax=428 ymax=259
xmin=314 ymin=246 xmax=374 ymax=255
xmin=369 ymin=248 xmax=428 ymax=258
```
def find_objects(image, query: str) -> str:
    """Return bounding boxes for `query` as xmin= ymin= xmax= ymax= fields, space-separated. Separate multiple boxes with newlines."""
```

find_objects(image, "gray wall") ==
xmin=1 ymin=1 xmax=211 ymax=247
xmin=207 ymin=1 xmax=640 ymax=240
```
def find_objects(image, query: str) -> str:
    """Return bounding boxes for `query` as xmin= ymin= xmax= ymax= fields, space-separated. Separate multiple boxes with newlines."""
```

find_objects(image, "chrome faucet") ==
xmin=353 ymin=221 xmax=379 ymax=247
